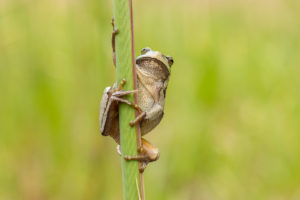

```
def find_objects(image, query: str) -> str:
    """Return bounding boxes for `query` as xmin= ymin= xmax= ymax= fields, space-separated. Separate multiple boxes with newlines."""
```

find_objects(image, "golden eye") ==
xmin=166 ymin=56 xmax=174 ymax=67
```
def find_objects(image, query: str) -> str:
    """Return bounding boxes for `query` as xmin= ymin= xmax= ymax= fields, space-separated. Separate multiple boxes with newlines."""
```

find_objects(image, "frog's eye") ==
xmin=141 ymin=47 xmax=151 ymax=55
xmin=166 ymin=56 xmax=174 ymax=67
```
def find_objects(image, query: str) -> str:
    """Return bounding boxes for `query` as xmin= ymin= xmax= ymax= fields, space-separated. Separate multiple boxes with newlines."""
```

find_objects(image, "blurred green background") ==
xmin=1 ymin=0 xmax=300 ymax=199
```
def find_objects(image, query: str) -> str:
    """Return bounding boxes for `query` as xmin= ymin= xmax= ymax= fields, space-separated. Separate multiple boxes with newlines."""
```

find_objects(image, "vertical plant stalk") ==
xmin=128 ymin=1 xmax=145 ymax=199
xmin=113 ymin=0 xmax=144 ymax=199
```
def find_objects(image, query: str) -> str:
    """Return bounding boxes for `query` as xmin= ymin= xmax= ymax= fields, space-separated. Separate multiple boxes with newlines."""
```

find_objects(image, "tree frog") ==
xmin=100 ymin=45 xmax=173 ymax=172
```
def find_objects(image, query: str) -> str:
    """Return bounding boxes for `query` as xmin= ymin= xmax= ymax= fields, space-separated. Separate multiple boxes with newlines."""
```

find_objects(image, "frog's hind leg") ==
xmin=116 ymin=144 xmax=148 ymax=173
xmin=124 ymin=138 xmax=160 ymax=162
xmin=124 ymin=138 xmax=160 ymax=173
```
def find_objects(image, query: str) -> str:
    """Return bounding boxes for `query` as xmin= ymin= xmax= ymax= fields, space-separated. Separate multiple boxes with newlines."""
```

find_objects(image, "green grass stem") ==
xmin=113 ymin=0 xmax=142 ymax=199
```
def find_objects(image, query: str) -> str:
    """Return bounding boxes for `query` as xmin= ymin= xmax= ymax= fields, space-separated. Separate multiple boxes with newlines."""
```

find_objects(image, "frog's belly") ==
xmin=137 ymin=83 xmax=163 ymax=135
xmin=138 ymin=86 xmax=154 ymax=110
xmin=140 ymin=112 xmax=163 ymax=135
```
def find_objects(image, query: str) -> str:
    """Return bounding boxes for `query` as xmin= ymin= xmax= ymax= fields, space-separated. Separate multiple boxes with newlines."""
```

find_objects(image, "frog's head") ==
xmin=136 ymin=47 xmax=173 ymax=80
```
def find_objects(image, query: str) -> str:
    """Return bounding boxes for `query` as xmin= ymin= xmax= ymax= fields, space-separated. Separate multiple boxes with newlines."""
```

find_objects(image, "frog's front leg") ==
xmin=111 ymin=96 xmax=146 ymax=126
xmin=108 ymin=79 xmax=146 ymax=126
xmin=129 ymin=103 xmax=164 ymax=134
xmin=118 ymin=138 xmax=160 ymax=173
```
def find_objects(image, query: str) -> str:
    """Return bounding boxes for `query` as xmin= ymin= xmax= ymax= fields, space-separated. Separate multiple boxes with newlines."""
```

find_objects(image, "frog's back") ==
xmin=99 ymin=86 xmax=120 ymax=144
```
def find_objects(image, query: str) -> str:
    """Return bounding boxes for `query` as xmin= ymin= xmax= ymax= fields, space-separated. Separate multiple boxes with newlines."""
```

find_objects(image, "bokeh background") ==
xmin=1 ymin=0 xmax=300 ymax=199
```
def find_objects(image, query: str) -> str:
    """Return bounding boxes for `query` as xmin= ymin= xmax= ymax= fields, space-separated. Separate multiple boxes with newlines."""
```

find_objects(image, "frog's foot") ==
xmin=117 ymin=145 xmax=147 ymax=172
xmin=124 ymin=138 xmax=160 ymax=173
xmin=111 ymin=17 xmax=119 ymax=67
xmin=110 ymin=79 xmax=136 ymax=95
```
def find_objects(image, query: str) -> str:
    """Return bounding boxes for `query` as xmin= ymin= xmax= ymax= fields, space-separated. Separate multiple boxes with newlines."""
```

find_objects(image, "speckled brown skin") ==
xmin=99 ymin=48 xmax=173 ymax=169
